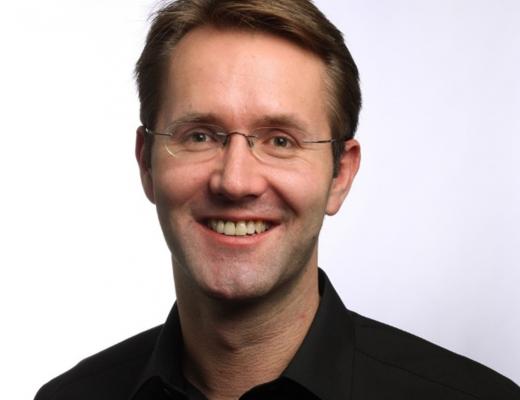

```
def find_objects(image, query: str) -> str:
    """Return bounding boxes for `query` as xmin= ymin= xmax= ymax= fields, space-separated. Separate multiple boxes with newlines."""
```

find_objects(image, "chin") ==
xmin=170 ymin=230 xmax=319 ymax=305
xmin=182 ymin=259 xmax=284 ymax=303
xmin=205 ymin=266 xmax=274 ymax=301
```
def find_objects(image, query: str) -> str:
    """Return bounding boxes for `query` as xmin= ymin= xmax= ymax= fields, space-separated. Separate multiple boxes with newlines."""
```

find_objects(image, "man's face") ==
xmin=137 ymin=26 xmax=359 ymax=301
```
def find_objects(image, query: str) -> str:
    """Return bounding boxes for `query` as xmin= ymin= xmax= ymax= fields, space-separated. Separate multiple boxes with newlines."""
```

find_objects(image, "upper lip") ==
xmin=198 ymin=214 xmax=280 ymax=224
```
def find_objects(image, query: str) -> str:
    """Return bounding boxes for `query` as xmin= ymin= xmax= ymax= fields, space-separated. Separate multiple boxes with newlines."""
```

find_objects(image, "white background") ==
xmin=0 ymin=1 xmax=518 ymax=398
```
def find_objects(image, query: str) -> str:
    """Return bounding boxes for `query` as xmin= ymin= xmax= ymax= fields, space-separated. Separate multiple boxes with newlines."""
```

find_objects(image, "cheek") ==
xmin=152 ymin=164 xmax=208 ymax=209
xmin=272 ymin=166 xmax=332 ymax=215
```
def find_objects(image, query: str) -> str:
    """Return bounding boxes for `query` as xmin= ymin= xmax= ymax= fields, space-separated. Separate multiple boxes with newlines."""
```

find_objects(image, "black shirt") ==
xmin=35 ymin=269 xmax=520 ymax=399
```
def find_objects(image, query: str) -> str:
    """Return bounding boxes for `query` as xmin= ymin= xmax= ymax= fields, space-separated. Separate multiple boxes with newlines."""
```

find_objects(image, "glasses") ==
xmin=144 ymin=122 xmax=339 ymax=164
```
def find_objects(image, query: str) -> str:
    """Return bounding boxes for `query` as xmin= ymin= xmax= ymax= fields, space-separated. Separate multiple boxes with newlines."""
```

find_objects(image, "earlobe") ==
xmin=135 ymin=126 xmax=156 ymax=204
xmin=325 ymin=139 xmax=361 ymax=215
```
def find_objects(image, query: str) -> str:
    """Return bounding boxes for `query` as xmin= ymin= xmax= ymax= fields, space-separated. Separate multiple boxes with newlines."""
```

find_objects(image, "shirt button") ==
xmin=162 ymin=386 xmax=174 ymax=398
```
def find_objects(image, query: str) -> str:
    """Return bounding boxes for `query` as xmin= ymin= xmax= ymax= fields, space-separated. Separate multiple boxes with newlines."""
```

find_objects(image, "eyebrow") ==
xmin=166 ymin=113 xmax=220 ymax=128
xmin=254 ymin=114 xmax=309 ymax=132
xmin=166 ymin=112 xmax=310 ymax=132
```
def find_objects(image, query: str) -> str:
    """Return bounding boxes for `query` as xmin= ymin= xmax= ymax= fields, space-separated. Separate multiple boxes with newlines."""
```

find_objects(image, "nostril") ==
xmin=208 ymin=139 xmax=268 ymax=201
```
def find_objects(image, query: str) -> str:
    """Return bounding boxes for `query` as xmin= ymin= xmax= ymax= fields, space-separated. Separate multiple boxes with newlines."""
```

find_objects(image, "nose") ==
xmin=208 ymin=133 xmax=268 ymax=201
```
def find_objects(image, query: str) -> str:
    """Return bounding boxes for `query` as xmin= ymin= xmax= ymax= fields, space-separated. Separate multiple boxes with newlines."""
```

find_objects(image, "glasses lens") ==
xmin=162 ymin=123 xmax=222 ymax=160
xmin=156 ymin=123 xmax=327 ymax=165
xmin=253 ymin=127 xmax=303 ymax=160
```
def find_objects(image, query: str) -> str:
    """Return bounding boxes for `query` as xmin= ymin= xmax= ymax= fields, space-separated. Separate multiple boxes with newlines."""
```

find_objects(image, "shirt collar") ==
xmin=130 ymin=268 xmax=355 ymax=400
xmin=130 ymin=304 xmax=186 ymax=399
xmin=281 ymin=268 xmax=355 ymax=400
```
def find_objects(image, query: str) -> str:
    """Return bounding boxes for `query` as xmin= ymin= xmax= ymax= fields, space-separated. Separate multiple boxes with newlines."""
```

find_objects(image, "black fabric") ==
xmin=35 ymin=269 xmax=520 ymax=399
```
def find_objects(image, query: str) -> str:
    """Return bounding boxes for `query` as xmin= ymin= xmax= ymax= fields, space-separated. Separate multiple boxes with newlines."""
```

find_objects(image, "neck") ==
xmin=174 ymin=265 xmax=320 ymax=400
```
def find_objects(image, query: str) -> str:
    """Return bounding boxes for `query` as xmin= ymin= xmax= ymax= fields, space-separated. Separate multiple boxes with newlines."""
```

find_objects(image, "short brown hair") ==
xmin=135 ymin=0 xmax=361 ymax=175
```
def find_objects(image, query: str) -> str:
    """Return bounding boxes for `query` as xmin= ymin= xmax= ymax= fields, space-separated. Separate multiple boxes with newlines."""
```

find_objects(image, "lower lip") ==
xmin=198 ymin=222 xmax=276 ymax=247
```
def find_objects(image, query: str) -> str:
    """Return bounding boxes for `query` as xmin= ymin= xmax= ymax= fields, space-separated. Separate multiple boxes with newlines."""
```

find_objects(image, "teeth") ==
xmin=235 ymin=221 xmax=247 ymax=236
xmin=217 ymin=220 xmax=225 ymax=234
xmin=255 ymin=221 xmax=265 ymax=233
xmin=208 ymin=219 xmax=271 ymax=236
xmin=224 ymin=221 xmax=235 ymax=235
xmin=246 ymin=221 xmax=256 ymax=235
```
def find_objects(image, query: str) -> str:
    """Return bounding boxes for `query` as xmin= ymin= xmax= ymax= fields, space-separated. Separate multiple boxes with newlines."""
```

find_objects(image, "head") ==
xmin=135 ymin=0 xmax=361 ymax=177
xmin=134 ymin=0 xmax=361 ymax=303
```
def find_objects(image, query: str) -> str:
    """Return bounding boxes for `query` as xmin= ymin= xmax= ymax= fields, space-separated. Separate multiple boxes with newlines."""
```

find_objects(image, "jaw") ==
xmin=172 ymin=238 xmax=320 ymax=309
xmin=167 ymin=212 xmax=320 ymax=303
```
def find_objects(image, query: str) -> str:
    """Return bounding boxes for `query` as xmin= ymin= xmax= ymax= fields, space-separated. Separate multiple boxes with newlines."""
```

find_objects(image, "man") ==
xmin=36 ymin=0 xmax=519 ymax=399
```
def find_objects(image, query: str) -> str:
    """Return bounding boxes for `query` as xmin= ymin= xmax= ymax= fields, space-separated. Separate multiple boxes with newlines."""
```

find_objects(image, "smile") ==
xmin=207 ymin=219 xmax=272 ymax=236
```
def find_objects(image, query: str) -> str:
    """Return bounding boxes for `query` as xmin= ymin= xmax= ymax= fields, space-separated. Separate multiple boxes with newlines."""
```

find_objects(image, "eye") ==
xmin=271 ymin=136 xmax=292 ymax=148
xmin=178 ymin=125 xmax=217 ymax=144
xmin=170 ymin=124 xmax=223 ymax=154
xmin=254 ymin=128 xmax=303 ymax=159
xmin=262 ymin=128 xmax=298 ymax=149
xmin=188 ymin=131 xmax=210 ymax=143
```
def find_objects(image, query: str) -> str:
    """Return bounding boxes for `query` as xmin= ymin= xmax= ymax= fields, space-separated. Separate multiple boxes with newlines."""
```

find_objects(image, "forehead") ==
xmin=159 ymin=26 xmax=330 ymax=132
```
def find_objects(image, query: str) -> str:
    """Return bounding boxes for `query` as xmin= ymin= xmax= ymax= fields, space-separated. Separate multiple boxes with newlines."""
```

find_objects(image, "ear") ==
xmin=135 ymin=126 xmax=156 ymax=204
xmin=326 ymin=139 xmax=361 ymax=215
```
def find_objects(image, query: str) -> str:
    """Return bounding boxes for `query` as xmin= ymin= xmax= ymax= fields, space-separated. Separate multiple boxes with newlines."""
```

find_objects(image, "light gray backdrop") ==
xmin=0 ymin=1 xmax=518 ymax=398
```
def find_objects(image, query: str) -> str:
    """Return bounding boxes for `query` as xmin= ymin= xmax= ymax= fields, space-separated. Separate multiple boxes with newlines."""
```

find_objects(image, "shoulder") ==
xmin=349 ymin=311 xmax=520 ymax=399
xmin=34 ymin=325 xmax=162 ymax=400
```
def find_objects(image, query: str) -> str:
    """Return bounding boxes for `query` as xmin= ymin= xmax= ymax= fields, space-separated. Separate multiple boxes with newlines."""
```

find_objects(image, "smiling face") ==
xmin=137 ymin=26 xmax=359 ymax=302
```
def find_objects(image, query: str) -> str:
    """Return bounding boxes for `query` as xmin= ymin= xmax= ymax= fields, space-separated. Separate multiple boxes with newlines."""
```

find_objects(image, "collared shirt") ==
xmin=35 ymin=269 xmax=520 ymax=400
